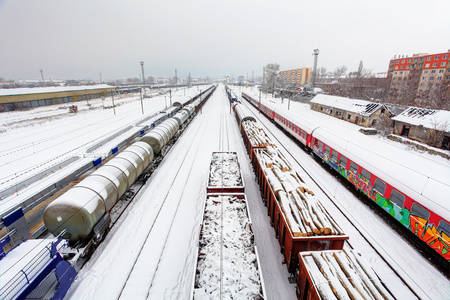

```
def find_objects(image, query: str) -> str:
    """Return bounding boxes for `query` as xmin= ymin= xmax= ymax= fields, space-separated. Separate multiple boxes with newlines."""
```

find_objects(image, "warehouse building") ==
xmin=0 ymin=85 xmax=116 ymax=112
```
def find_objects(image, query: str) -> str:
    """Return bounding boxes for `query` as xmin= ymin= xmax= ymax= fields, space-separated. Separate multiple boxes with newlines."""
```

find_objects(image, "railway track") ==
xmin=240 ymin=100 xmax=428 ymax=300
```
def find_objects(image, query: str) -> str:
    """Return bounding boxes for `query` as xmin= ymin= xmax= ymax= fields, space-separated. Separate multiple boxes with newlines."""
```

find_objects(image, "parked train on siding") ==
xmin=241 ymin=92 xmax=450 ymax=265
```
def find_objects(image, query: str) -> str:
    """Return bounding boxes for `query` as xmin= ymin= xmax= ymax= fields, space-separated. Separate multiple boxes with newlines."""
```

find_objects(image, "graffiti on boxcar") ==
xmin=410 ymin=215 xmax=450 ymax=261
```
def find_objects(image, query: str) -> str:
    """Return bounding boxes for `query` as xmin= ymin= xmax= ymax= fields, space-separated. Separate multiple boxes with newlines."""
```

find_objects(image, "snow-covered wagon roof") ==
xmin=310 ymin=94 xmax=384 ymax=116
xmin=392 ymin=107 xmax=450 ymax=133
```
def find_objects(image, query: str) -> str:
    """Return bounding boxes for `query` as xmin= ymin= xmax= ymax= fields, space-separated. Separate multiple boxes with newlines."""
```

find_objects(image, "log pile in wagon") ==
xmin=242 ymin=120 xmax=274 ymax=147
xmin=303 ymin=250 xmax=393 ymax=300
xmin=256 ymin=146 xmax=345 ymax=237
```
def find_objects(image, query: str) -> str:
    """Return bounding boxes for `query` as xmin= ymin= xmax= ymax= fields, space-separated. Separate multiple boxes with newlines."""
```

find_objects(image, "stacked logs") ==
xmin=303 ymin=250 xmax=393 ymax=300
xmin=256 ymin=146 xmax=345 ymax=237
xmin=242 ymin=120 xmax=274 ymax=147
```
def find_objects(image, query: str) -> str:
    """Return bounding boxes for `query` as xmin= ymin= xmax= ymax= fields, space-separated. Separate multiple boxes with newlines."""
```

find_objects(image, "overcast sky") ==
xmin=1 ymin=0 xmax=449 ymax=81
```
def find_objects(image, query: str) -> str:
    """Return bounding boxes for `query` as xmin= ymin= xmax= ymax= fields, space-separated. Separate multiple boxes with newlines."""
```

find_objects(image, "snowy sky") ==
xmin=1 ymin=0 xmax=449 ymax=81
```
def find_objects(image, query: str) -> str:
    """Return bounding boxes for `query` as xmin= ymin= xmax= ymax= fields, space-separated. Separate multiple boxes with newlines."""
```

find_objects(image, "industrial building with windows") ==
xmin=0 ymin=85 xmax=116 ymax=112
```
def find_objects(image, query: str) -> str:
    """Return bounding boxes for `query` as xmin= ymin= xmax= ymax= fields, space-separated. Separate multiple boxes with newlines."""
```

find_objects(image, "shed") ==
xmin=392 ymin=107 xmax=450 ymax=150
xmin=310 ymin=94 xmax=388 ymax=127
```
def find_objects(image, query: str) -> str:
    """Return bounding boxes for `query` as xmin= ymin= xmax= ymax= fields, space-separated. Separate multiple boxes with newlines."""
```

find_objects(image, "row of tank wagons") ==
xmin=241 ymin=92 xmax=450 ymax=264
xmin=231 ymin=102 xmax=395 ymax=300
xmin=192 ymin=152 xmax=266 ymax=299
xmin=43 ymin=104 xmax=196 ymax=243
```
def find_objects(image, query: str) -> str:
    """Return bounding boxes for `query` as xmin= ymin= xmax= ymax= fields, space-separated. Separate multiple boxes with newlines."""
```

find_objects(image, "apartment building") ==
xmin=387 ymin=51 xmax=450 ymax=97
xmin=279 ymin=67 xmax=311 ymax=86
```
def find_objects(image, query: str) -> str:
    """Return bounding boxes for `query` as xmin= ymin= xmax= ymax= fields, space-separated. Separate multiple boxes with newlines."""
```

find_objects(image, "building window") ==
xmin=433 ymin=63 xmax=437 ymax=67
xmin=400 ymin=71 xmax=403 ymax=74
xmin=422 ymin=77 xmax=426 ymax=80
xmin=420 ymin=83 xmax=424 ymax=86
xmin=419 ymin=63 xmax=423 ymax=68
xmin=401 ymin=59 xmax=405 ymax=63
xmin=347 ymin=114 xmax=351 ymax=119
xmin=395 ymin=66 xmax=398 ymax=70
xmin=430 ymin=77 xmax=434 ymax=80
xmin=431 ymin=70 xmax=436 ymax=73
xmin=425 ymin=64 xmax=430 ymax=68
xmin=439 ymin=69 xmax=445 ymax=73
xmin=394 ymin=71 xmax=397 ymax=75
xmin=424 ymin=70 xmax=428 ymax=73
xmin=407 ymin=59 xmax=411 ymax=63
xmin=427 ymin=57 xmax=431 ymax=61
xmin=444 ymin=54 xmax=449 ymax=59
xmin=437 ymin=76 xmax=442 ymax=80
xmin=406 ymin=65 xmax=410 ymax=69
xmin=396 ymin=60 xmax=400 ymax=64
xmin=400 ymin=66 xmax=404 ymax=69
xmin=446 ymin=76 xmax=450 ymax=80
xmin=441 ymin=62 xmax=447 ymax=67
xmin=435 ymin=55 xmax=440 ymax=60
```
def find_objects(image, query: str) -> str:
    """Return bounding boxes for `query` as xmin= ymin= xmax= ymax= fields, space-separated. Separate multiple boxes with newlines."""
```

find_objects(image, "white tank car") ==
xmin=44 ymin=142 xmax=153 ymax=241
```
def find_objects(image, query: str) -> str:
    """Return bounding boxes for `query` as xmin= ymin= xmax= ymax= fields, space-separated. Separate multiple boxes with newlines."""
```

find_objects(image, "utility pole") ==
xmin=252 ymin=71 xmax=254 ymax=83
xmin=140 ymin=61 xmax=146 ymax=97
xmin=111 ymin=91 xmax=116 ymax=115
xmin=99 ymin=73 xmax=102 ymax=84
xmin=312 ymin=49 xmax=319 ymax=90
xmin=175 ymin=69 xmax=177 ymax=86
xmin=169 ymin=89 xmax=172 ymax=106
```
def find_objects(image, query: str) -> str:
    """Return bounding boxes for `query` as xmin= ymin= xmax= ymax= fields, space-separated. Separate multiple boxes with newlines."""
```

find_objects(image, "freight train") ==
xmin=230 ymin=98 xmax=396 ymax=300
xmin=43 ymin=86 xmax=216 ymax=253
xmin=240 ymin=91 xmax=450 ymax=265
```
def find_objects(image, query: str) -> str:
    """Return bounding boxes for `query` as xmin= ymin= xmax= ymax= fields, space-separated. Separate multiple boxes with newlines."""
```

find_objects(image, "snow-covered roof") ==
xmin=311 ymin=94 xmax=384 ymax=116
xmin=0 ymin=84 xmax=115 ymax=96
xmin=392 ymin=107 xmax=450 ymax=133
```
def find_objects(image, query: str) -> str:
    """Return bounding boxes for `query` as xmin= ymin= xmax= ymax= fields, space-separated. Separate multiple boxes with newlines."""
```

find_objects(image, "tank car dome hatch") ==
xmin=183 ymin=106 xmax=194 ymax=116
xmin=172 ymin=101 xmax=182 ymax=107
xmin=44 ymin=187 xmax=107 ymax=241
xmin=141 ymin=130 xmax=165 ymax=154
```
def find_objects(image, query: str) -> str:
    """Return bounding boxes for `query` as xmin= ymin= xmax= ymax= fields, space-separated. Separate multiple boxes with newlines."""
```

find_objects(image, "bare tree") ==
xmin=264 ymin=63 xmax=280 ymax=94
xmin=427 ymin=118 xmax=449 ymax=147
xmin=333 ymin=65 xmax=347 ymax=81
